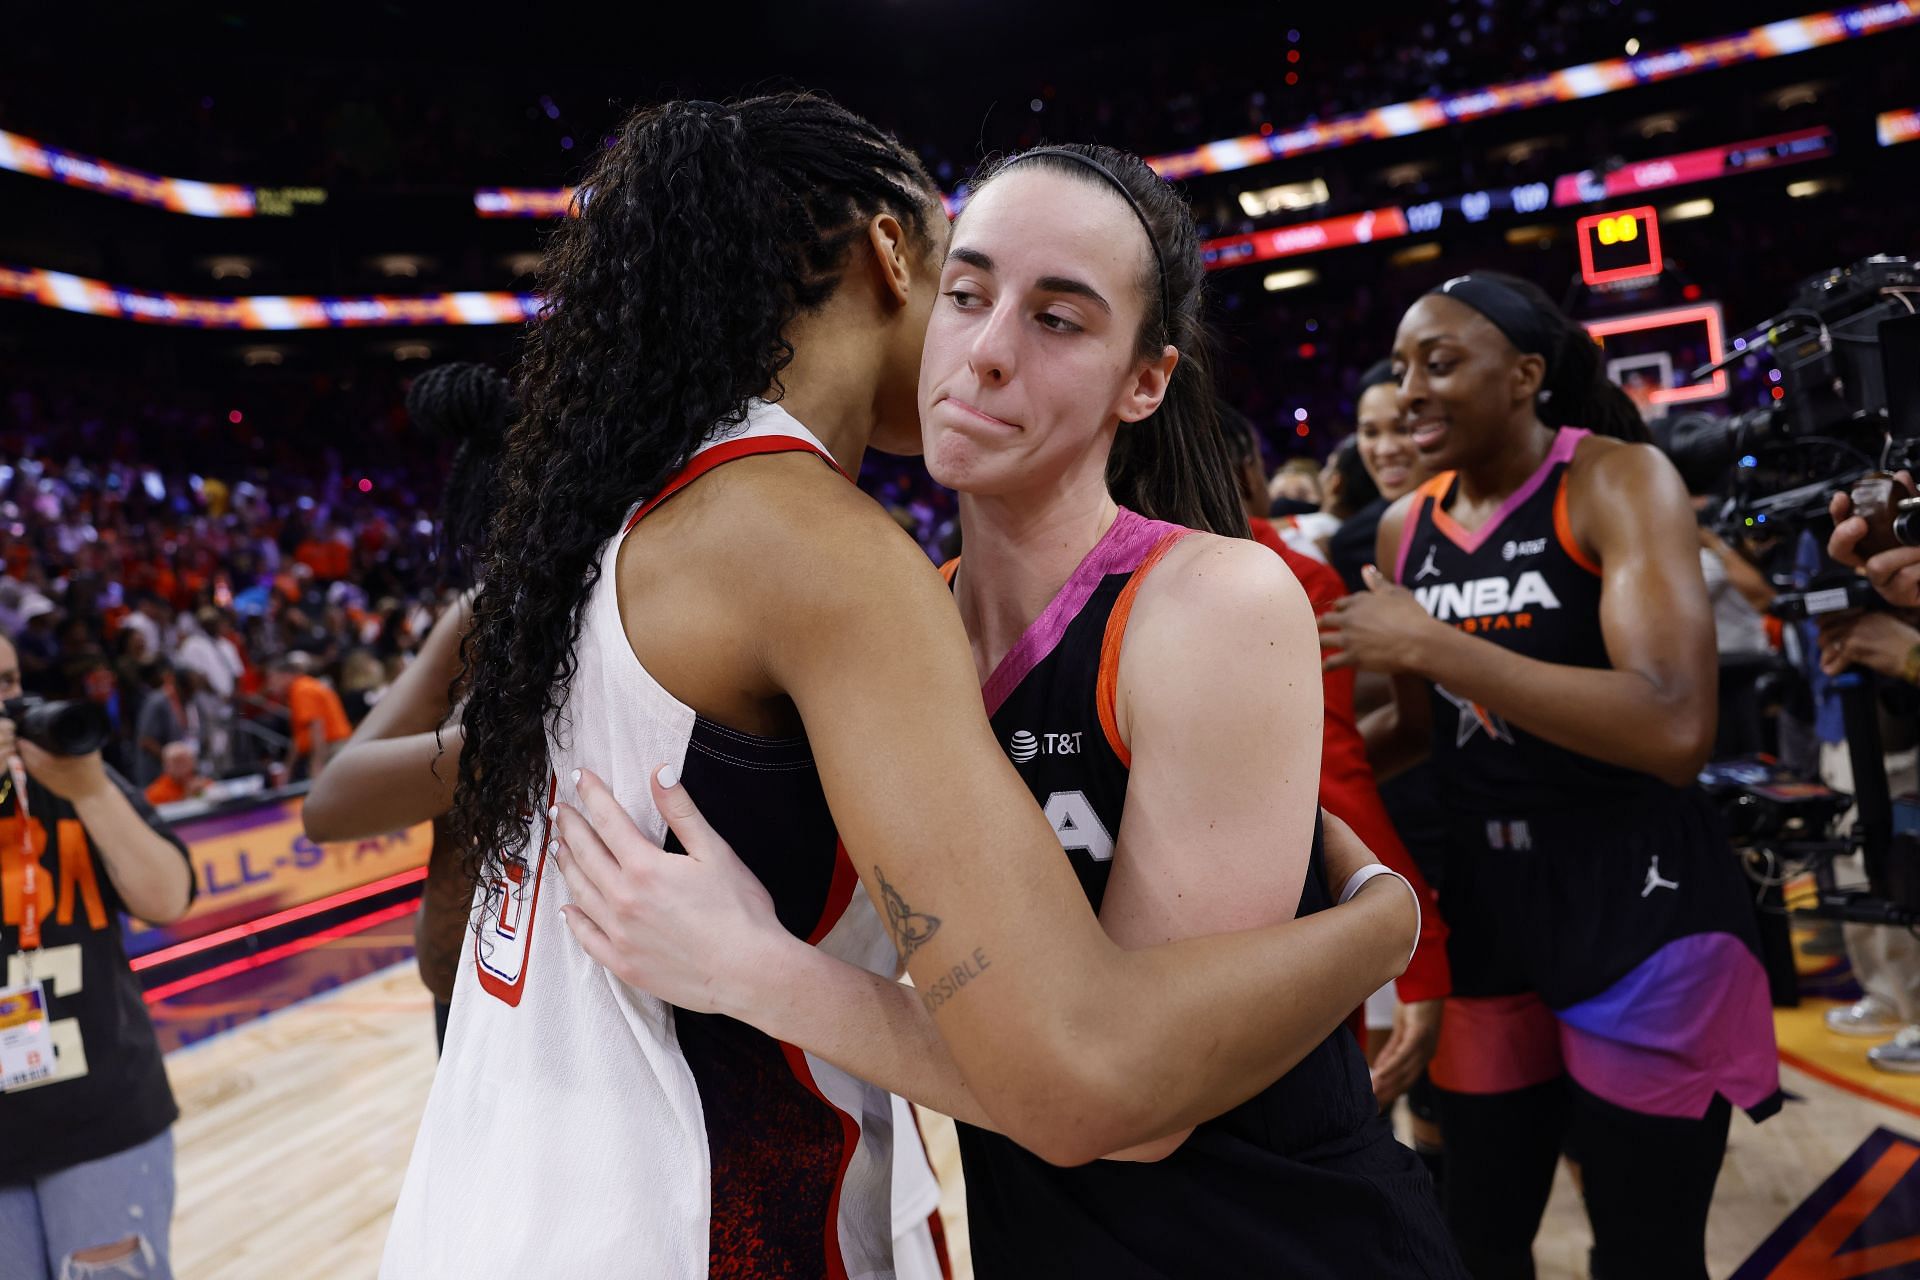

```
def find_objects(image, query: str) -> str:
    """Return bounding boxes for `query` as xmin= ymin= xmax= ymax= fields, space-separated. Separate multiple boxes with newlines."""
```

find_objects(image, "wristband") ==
xmin=1337 ymin=864 xmax=1421 ymax=968
xmin=1902 ymin=643 xmax=1920 ymax=687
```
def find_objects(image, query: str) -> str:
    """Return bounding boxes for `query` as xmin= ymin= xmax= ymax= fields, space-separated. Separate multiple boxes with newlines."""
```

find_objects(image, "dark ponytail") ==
xmin=967 ymin=145 xmax=1250 ymax=539
xmin=452 ymin=93 xmax=936 ymax=890
xmin=1470 ymin=272 xmax=1651 ymax=444
xmin=1329 ymin=437 xmax=1380 ymax=516
xmin=406 ymin=361 xmax=515 ymax=591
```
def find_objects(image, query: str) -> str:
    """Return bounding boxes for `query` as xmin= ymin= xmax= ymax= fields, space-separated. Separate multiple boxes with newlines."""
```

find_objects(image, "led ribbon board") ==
xmin=1196 ymin=122 xmax=1831 ymax=274
xmin=1145 ymin=3 xmax=1917 ymax=181
xmin=1552 ymin=127 xmax=1834 ymax=205
xmin=0 ymin=127 xmax=256 ymax=216
xmin=1578 ymin=206 xmax=1663 ymax=284
xmin=1202 ymin=207 xmax=1411 ymax=271
xmin=1879 ymin=106 xmax=1920 ymax=145
xmin=483 ymin=40 xmax=1857 ymax=227
xmin=0 ymin=265 xmax=539 ymax=329
xmin=475 ymin=187 xmax=576 ymax=217
xmin=3 ymin=6 xmax=1913 ymax=221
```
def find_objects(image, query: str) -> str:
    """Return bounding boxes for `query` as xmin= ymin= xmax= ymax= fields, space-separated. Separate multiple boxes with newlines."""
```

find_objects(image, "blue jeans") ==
xmin=0 ymin=1128 xmax=174 ymax=1280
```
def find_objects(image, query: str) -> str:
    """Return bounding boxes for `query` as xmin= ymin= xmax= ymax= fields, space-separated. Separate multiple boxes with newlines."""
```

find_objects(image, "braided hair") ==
xmin=452 ymin=93 xmax=937 ymax=891
xmin=405 ymin=361 xmax=514 ymax=590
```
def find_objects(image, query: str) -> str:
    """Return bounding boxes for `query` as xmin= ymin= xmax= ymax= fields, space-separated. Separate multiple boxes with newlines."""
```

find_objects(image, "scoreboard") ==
xmin=1576 ymin=205 xmax=1663 ymax=286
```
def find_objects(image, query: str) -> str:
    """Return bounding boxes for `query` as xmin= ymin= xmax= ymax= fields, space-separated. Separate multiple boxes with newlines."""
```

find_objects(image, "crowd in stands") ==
xmin=0 ymin=356 xmax=979 ymax=805
xmin=0 ymin=362 xmax=460 ymax=801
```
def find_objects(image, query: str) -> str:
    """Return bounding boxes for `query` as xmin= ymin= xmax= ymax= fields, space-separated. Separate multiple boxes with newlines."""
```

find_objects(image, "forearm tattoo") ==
xmin=876 ymin=863 xmax=941 ymax=961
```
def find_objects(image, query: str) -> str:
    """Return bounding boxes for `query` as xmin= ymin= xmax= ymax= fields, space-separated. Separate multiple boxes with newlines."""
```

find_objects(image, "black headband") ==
xmin=1000 ymin=147 xmax=1173 ymax=339
xmin=1427 ymin=274 xmax=1553 ymax=360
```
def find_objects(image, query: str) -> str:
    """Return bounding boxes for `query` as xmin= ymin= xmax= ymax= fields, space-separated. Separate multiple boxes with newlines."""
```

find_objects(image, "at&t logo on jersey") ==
xmin=1414 ymin=570 xmax=1561 ymax=634
xmin=1502 ymin=537 xmax=1548 ymax=562
xmin=1007 ymin=730 xmax=1085 ymax=764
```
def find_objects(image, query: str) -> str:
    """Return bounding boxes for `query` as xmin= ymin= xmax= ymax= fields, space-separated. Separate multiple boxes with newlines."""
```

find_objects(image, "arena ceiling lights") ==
xmin=0 ymin=265 xmax=538 ymax=329
xmin=7 ymin=5 xmax=1908 ymax=223
xmin=1236 ymin=178 xmax=1331 ymax=218
xmin=1144 ymin=2 xmax=1917 ymax=181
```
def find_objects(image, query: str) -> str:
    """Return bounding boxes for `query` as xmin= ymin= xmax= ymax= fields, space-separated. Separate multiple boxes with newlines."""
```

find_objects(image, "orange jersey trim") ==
xmin=1553 ymin=472 xmax=1603 ymax=576
xmin=1095 ymin=529 xmax=1191 ymax=769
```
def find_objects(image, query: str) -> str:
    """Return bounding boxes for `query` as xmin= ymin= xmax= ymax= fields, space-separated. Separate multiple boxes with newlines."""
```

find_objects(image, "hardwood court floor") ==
xmin=167 ymin=964 xmax=437 ymax=1280
xmin=167 ymin=965 xmax=1920 ymax=1278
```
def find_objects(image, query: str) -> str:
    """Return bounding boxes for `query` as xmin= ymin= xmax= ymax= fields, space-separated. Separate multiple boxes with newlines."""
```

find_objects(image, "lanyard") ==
xmin=3 ymin=761 xmax=39 ymax=953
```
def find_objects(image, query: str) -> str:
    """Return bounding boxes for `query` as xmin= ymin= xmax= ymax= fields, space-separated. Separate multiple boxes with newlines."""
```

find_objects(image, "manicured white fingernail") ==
xmin=657 ymin=763 xmax=680 ymax=789
xmin=570 ymin=768 xmax=581 ymax=787
xmin=547 ymin=804 xmax=558 ymax=821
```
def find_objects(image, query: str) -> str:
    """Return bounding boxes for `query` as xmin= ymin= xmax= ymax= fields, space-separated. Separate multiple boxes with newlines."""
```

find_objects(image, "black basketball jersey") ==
xmin=946 ymin=507 xmax=1460 ymax=1280
xmin=1394 ymin=427 xmax=1664 ymax=815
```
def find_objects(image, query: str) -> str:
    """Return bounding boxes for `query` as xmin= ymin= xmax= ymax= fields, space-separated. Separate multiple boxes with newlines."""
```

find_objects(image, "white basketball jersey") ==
xmin=382 ymin=401 xmax=901 ymax=1278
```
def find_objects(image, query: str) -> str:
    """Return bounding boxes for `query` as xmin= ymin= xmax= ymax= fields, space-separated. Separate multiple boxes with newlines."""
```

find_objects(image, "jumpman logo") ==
xmin=1414 ymin=544 xmax=1442 ymax=581
xmin=1641 ymin=855 xmax=1680 ymax=898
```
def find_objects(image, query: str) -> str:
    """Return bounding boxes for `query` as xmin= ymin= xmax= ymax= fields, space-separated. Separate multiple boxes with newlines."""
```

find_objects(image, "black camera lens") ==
xmin=2 ymin=696 xmax=111 ymax=757
xmin=1893 ymin=499 xmax=1920 ymax=549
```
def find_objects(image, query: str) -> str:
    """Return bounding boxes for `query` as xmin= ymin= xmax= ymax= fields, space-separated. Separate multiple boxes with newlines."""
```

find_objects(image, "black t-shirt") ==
xmin=1328 ymin=497 xmax=1390 ymax=595
xmin=0 ymin=765 xmax=194 ymax=1184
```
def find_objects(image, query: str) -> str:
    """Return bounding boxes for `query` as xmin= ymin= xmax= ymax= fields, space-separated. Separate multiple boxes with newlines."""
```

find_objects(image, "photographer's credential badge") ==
xmin=0 ymin=980 xmax=54 ymax=1091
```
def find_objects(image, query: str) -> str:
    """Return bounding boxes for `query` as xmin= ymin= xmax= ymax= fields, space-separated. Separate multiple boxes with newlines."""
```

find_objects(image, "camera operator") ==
xmin=1814 ymin=608 xmax=1920 ymax=1071
xmin=1819 ymin=610 xmax=1920 ymax=685
xmin=0 ymin=635 xmax=196 ymax=1280
xmin=1831 ymin=472 xmax=1920 ymax=605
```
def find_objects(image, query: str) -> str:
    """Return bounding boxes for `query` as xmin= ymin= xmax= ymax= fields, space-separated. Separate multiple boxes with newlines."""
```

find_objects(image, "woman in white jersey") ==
xmin=384 ymin=95 xmax=1417 ymax=1278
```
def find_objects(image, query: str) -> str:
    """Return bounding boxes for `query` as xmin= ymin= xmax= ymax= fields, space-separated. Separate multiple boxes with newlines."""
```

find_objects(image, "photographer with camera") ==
xmin=1812 ymin=604 xmax=1920 ymax=1071
xmin=1831 ymin=473 xmax=1920 ymax=606
xmin=0 ymin=635 xmax=196 ymax=1280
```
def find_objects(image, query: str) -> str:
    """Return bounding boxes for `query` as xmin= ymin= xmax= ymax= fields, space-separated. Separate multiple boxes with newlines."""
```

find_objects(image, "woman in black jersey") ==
xmin=1321 ymin=273 xmax=1779 ymax=1280
xmin=551 ymin=142 xmax=1464 ymax=1279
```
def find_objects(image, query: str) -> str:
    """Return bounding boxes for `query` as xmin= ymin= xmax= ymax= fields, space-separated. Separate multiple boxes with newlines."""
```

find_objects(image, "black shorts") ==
xmin=1438 ymin=785 xmax=1761 ymax=1010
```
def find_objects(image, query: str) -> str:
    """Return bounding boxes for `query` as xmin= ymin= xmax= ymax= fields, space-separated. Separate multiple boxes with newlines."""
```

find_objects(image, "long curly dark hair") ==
xmin=452 ymin=93 xmax=936 ymax=889
xmin=964 ymin=144 xmax=1250 ymax=539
